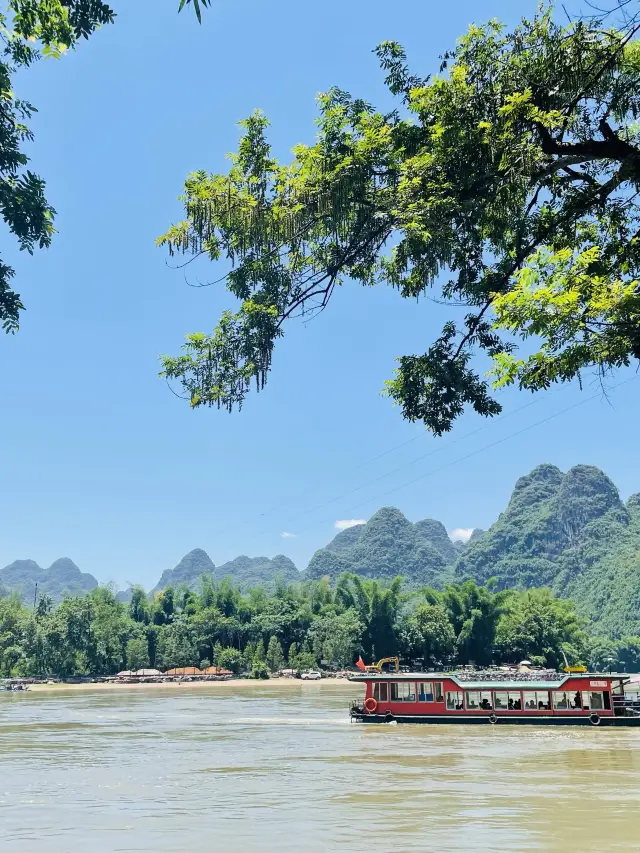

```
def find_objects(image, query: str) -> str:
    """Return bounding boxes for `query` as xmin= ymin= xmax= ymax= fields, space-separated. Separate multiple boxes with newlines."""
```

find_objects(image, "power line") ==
xmin=205 ymin=420 xmax=427 ymax=542
xmin=293 ymin=375 xmax=637 ymax=537
xmin=232 ymin=389 xmax=555 ymax=547
xmin=261 ymin=393 xmax=550 ymax=530
xmin=206 ymin=388 xmax=542 ymax=541
xmin=254 ymin=431 xmax=425 ymax=519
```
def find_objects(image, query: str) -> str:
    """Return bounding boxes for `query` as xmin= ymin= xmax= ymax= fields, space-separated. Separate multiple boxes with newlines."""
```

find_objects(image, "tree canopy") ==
xmin=0 ymin=572 xmax=604 ymax=679
xmin=0 ymin=0 xmax=208 ymax=334
xmin=160 ymin=5 xmax=640 ymax=433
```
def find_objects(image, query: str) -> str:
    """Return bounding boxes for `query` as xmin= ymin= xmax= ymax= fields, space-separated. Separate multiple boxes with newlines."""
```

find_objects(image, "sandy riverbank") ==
xmin=26 ymin=677 xmax=361 ymax=694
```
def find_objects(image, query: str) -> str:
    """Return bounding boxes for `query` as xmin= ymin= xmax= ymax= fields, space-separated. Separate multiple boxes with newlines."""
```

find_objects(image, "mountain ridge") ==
xmin=2 ymin=463 xmax=639 ymax=636
xmin=304 ymin=507 xmax=457 ymax=586
xmin=0 ymin=558 xmax=98 ymax=604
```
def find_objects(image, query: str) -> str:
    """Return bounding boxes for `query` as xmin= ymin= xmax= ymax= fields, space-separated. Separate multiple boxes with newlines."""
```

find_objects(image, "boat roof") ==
xmin=348 ymin=672 xmax=629 ymax=688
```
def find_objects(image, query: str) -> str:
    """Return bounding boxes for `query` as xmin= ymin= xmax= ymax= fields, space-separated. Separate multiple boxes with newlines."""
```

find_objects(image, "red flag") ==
xmin=356 ymin=655 xmax=366 ymax=671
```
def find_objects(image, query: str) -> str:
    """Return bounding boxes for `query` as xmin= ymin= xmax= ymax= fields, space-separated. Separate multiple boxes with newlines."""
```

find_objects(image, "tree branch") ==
xmin=538 ymin=123 xmax=639 ymax=162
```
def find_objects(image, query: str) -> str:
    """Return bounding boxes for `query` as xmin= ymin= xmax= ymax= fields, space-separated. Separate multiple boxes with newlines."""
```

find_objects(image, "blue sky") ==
xmin=1 ymin=0 xmax=638 ymax=590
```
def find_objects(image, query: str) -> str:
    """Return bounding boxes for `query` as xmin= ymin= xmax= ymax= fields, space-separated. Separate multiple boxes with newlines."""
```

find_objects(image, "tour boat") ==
xmin=349 ymin=668 xmax=640 ymax=726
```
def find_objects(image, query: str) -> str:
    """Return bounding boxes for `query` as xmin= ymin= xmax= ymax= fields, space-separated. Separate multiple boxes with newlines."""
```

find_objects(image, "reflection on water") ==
xmin=1 ymin=683 xmax=640 ymax=852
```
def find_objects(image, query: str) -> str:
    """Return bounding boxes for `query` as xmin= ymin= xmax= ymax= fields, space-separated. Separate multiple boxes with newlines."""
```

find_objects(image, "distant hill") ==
xmin=150 ymin=548 xmax=216 ymax=594
xmin=305 ymin=507 xmax=458 ymax=586
xmin=214 ymin=554 xmax=299 ymax=589
xmin=4 ymin=463 xmax=639 ymax=638
xmin=0 ymin=557 xmax=98 ymax=604
xmin=150 ymin=549 xmax=299 ymax=594
xmin=454 ymin=464 xmax=640 ymax=636
xmin=559 ymin=492 xmax=640 ymax=637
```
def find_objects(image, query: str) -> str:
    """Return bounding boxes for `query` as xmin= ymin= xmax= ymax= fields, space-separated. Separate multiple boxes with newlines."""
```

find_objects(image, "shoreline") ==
xmin=23 ymin=677 xmax=361 ymax=694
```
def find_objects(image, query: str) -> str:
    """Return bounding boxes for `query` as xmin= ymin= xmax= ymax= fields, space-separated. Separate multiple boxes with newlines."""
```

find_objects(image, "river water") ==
xmin=1 ymin=682 xmax=640 ymax=852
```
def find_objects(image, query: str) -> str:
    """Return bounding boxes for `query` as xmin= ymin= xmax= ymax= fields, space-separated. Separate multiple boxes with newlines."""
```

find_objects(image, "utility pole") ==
xmin=33 ymin=582 xmax=38 ymax=610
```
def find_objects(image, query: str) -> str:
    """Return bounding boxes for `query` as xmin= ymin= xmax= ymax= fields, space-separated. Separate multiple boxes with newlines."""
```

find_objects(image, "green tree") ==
xmin=588 ymin=635 xmax=640 ymax=672
xmin=126 ymin=637 xmax=149 ymax=670
xmin=266 ymin=636 xmax=285 ymax=672
xmin=495 ymin=588 xmax=587 ymax=668
xmin=212 ymin=640 xmax=223 ymax=665
xmin=160 ymin=7 xmax=640 ymax=433
xmin=251 ymin=597 xmax=311 ymax=653
xmin=249 ymin=660 xmax=270 ymax=679
xmin=0 ymin=594 xmax=27 ymax=675
xmin=288 ymin=648 xmax=317 ymax=674
xmin=616 ymin=638 xmax=640 ymax=672
xmin=191 ymin=606 xmax=222 ymax=662
xmin=217 ymin=647 xmax=242 ymax=673
xmin=250 ymin=641 xmax=269 ymax=678
xmin=129 ymin=586 xmax=150 ymax=624
xmin=441 ymin=580 xmax=506 ymax=666
xmin=152 ymin=587 xmax=176 ymax=626
xmin=84 ymin=586 xmax=132 ymax=674
xmin=35 ymin=594 xmax=53 ymax=619
xmin=412 ymin=603 xmax=455 ymax=668
xmin=334 ymin=574 xmax=401 ymax=660
xmin=308 ymin=608 xmax=363 ymax=667
xmin=155 ymin=618 xmax=198 ymax=670
xmin=241 ymin=641 xmax=256 ymax=672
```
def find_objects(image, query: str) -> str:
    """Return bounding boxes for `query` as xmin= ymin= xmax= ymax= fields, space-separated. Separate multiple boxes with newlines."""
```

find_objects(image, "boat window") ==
xmin=373 ymin=682 xmax=389 ymax=703
xmin=446 ymin=691 xmax=464 ymax=710
xmin=434 ymin=682 xmax=444 ymax=702
xmin=390 ymin=681 xmax=415 ymax=702
xmin=584 ymin=691 xmax=611 ymax=711
xmin=587 ymin=691 xmax=604 ymax=711
xmin=494 ymin=691 xmax=509 ymax=710
xmin=569 ymin=691 xmax=582 ymax=710
xmin=521 ymin=691 xmax=550 ymax=710
xmin=507 ymin=692 xmax=522 ymax=710
xmin=553 ymin=691 xmax=571 ymax=710
xmin=479 ymin=691 xmax=492 ymax=709
xmin=465 ymin=691 xmax=480 ymax=709
xmin=417 ymin=682 xmax=434 ymax=702
xmin=464 ymin=691 xmax=492 ymax=710
xmin=494 ymin=691 xmax=522 ymax=710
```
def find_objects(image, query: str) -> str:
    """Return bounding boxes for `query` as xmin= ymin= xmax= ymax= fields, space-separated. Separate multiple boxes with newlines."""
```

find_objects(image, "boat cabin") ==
xmin=349 ymin=670 xmax=637 ymax=725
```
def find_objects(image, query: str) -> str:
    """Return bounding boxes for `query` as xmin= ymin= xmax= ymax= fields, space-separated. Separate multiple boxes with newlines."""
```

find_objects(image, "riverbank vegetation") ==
xmin=1 ymin=573 xmax=639 ymax=679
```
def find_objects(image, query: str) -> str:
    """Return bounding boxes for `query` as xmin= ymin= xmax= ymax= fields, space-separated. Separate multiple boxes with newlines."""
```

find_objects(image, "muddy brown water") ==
xmin=1 ymin=681 xmax=640 ymax=852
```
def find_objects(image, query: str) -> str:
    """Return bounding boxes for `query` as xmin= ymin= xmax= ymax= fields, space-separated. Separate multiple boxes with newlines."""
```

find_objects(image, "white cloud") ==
xmin=450 ymin=527 xmax=474 ymax=543
xmin=280 ymin=531 xmax=297 ymax=538
xmin=335 ymin=519 xmax=366 ymax=530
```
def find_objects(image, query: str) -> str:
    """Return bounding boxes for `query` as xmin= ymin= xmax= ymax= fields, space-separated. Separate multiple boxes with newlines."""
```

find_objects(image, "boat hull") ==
xmin=351 ymin=712 xmax=640 ymax=727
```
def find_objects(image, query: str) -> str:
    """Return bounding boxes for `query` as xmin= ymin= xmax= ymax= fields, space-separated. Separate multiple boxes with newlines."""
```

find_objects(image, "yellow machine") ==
xmin=364 ymin=656 xmax=400 ymax=673
xmin=564 ymin=665 xmax=587 ymax=673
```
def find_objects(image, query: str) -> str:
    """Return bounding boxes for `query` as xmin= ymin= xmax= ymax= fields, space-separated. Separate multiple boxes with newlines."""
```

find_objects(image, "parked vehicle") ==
xmin=300 ymin=670 xmax=322 ymax=681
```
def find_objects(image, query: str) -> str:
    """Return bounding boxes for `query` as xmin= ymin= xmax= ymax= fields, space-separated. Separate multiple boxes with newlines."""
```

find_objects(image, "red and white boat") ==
xmin=349 ymin=665 xmax=640 ymax=727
